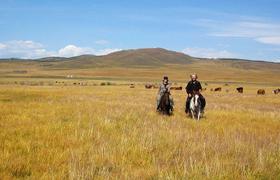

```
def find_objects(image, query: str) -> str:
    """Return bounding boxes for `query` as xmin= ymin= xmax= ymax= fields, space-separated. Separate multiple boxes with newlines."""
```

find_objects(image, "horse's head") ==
xmin=190 ymin=92 xmax=202 ymax=120
xmin=193 ymin=94 xmax=200 ymax=107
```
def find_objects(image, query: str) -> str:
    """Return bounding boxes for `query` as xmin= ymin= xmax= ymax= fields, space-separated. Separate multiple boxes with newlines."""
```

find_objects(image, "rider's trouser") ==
xmin=185 ymin=94 xmax=206 ymax=113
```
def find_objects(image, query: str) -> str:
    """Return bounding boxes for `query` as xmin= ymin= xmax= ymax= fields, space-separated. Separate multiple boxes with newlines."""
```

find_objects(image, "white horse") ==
xmin=189 ymin=94 xmax=202 ymax=120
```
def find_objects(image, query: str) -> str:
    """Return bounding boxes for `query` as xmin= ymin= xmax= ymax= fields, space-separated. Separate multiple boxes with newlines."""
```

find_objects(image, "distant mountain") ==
xmin=0 ymin=48 xmax=279 ymax=83
xmin=37 ymin=57 xmax=67 ymax=61
xmin=102 ymin=48 xmax=194 ymax=65
xmin=0 ymin=48 xmax=279 ymax=70
xmin=41 ymin=48 xmax=194 ymax=69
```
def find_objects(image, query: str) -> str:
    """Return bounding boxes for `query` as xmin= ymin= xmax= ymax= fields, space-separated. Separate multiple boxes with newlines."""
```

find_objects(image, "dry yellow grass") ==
xmin=0 ymin=83 xmax=280 ymax=179
xmin=1 ymin=59 xmax=279 ymax=84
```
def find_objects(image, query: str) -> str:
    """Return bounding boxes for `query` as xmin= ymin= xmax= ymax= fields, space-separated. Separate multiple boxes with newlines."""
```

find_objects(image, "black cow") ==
xmin=145 ymin=84 xmax=153 ymax=89
xmin=257 ymin=89 xmax=265 ymax=95
xmin=273 ymin=88 xmax=280 ymax=94
xmin=236 ymin=87 xmax=243 ymax=93
xmin=214 ymin=87 xmax=222 ymax=92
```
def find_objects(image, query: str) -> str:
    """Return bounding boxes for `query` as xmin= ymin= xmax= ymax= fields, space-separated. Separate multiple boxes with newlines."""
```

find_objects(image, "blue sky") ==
xmin=0 ymin=0 xmax=280 ymax=61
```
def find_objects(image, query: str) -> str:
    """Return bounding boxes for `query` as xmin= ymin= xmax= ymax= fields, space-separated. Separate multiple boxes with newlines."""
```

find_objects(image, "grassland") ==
xmin=0 ymin=48 xmax=280 ymax=178
xmin=0 ymin=82 xmax=280 ymax=179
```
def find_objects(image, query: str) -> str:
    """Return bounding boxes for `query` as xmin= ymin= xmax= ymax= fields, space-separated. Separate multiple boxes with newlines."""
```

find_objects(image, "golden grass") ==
xmin=1 ymin=60 xmax=279 ymax=84
xmin=0 ymin=83 xmax=280 ymax=179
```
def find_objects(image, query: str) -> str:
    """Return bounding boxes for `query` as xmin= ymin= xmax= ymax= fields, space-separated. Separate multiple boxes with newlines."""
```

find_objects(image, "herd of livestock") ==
xmin=142 ymin=83 xmax=280 ymax=95
xmin=9 ymin=80 xmax=280 ymax=95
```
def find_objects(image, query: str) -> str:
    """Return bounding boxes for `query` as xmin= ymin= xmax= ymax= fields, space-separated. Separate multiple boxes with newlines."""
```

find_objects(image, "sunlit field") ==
xmin=1 ymin=81 xmax=280 ymax=179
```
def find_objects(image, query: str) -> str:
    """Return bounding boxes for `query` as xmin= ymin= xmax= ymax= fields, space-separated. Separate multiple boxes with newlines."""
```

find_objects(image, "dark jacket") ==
xmin=186 ymin=80 xmax=202 ymax=94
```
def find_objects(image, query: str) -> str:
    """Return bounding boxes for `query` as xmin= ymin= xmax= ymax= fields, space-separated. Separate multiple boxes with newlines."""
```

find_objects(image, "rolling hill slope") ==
xmin=0 ymin=48 xmax=279 ymax=84
xmin=33 ymin=48 xmax=195 ymax=69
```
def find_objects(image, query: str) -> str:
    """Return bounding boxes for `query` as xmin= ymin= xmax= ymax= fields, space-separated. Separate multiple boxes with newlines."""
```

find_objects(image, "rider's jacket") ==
xmin=158 ymin=83 xmax=171 ymax=96
xmin=185 ymin=80 xmax=202 ymax=94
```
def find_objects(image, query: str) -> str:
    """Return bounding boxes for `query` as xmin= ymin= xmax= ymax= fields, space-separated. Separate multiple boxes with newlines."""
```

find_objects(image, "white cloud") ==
xmin=94 ymin=48 xmax=122 ymax=56
xmin=57 ymin=45 xmax=121 ymax=57
xmin=255 ymin=36 xmax=280 ymax=45
xmin=0 ymin=40 xmax=121 ymax=59
xmin=182 ymin=47 xmax=236 ymax=59
xmin=58 ymin=45 xmax=94 ymax=57
xmin=0 ymin=43 xmax=6 ymax=49
xmin=0 ymin=40 xmax=55 ymax=59
xmin=197 ymin=19 xmax=280 ymax=46
xmin=212 ymin=21 xmax=280 ymax=37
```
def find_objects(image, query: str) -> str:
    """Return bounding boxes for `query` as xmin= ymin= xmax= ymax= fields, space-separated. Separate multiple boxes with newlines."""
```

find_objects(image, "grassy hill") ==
xmin=0 ymin=48 xmax=279 ymax=84
xmin=33 ymin=48 xmax=195 ymax=69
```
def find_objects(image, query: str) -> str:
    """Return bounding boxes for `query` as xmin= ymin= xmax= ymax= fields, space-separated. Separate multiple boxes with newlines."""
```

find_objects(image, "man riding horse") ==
xmin=157 ymin=76 xmax=174 ymax=112
xmin=185 ymin=74 xmax=206 ymax=115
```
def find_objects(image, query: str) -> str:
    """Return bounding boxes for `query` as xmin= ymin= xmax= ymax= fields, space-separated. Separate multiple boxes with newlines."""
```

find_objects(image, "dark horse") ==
xmin=158 ymin=92 xmax=173 ymax=115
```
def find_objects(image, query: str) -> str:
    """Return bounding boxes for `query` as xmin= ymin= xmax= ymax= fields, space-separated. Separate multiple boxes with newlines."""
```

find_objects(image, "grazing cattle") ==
xmin=236 ymin=87 xmax=243 ymax=93
xmin=224 ymin=83 xmax=229 ymax=86
xmin=210 ymin=88 xmax=213 ymax=91
xmin=257 ymin=89 xmax=265 ymax=95
xmin=226 ymin=89 xmax=229 ymax=93
xmin=201 ymin=88 xmax=207 ymax=91
xmin=171 ymin=86 xmax=183 ymax=90
xmin=273 ymin=88 xmax=280 ymax=94
xmin=130 ymin=84 xmax=135 ymax=88
xmin=214 ymin=87 xmax=222 ymax=92
xmin=145 ymin=84 xmax=153 ymax=89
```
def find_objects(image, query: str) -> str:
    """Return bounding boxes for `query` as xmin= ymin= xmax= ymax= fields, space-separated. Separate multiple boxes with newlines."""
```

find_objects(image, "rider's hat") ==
xmin=163 ymin=76 xmax=168 ymax=80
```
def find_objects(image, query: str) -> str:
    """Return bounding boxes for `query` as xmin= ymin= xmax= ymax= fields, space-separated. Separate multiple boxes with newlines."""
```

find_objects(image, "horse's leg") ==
xmin=168 ymin=98 xmax=173 ymax=115
xmin=167 ymin=106 xmax=170 ymax=115
xmin=191 ymin=110 xmax=195 ymax=119
xmin=197 ymin=110 xmax=200 ymax=121
xmin=166 ymin=95 xmax=171 ymax=116
xmin=200 ymin=109 xmax=203 ymax=117
xmin=163 ymin=98 xmax=167 ymax=115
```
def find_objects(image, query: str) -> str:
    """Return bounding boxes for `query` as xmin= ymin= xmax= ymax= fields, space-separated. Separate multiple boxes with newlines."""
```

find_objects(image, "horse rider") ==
xmin=157 ymin=76 xmax=174 ymax=111
xmin=185 ymin=74 xmax=206 ymax=114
